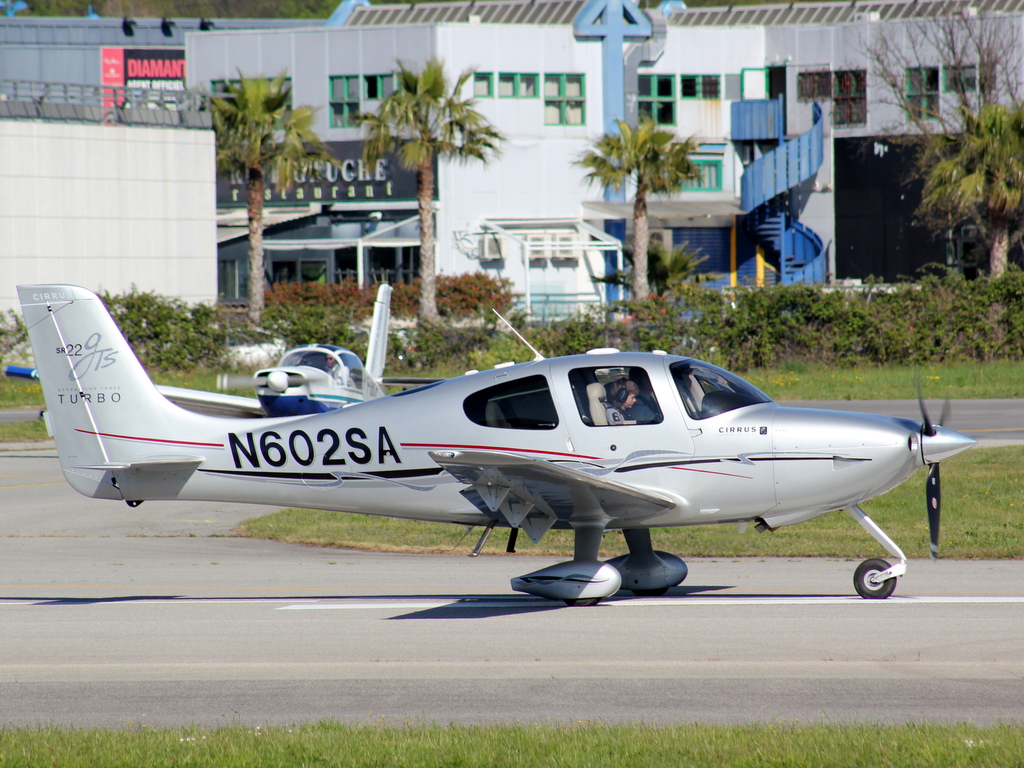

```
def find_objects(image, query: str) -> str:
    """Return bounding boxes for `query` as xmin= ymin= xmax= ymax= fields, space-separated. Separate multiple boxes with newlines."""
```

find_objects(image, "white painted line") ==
xmin=277 ymin=595 xmax=1024 ymax=610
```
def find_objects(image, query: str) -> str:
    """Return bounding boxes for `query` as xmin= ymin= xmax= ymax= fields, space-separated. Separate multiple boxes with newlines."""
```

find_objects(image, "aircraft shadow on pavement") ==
xmin=388 ymin=585 xmax=736 ymax=619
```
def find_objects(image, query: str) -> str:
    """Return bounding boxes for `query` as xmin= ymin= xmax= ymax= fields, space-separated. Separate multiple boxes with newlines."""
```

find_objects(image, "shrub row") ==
xmin=8 ymin=270 xmax=1024 ymax=374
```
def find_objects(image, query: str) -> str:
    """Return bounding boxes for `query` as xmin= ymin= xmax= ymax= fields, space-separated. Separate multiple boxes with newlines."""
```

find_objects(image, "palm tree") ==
xmin=360 ymin=59 xmax=504 ymax=322
xmin=921 ymin=104 xmax=1024 ymax=276
xmin=212 ymin=72 xmax=338 ymax=324
xmin=577 ymin=119 xmax=700 ymax=299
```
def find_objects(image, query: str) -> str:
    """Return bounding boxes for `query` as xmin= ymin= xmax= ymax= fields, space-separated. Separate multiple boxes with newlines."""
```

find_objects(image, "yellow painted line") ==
xmin=964 ymin=427 xmax=1024 ymax=433
xmin=0 ymin=481 xmax=66 ymax=490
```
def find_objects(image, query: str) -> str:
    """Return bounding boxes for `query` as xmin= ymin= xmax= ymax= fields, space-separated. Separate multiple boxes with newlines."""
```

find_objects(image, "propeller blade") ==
xmin=926 ymin=463 xmax=941 ymax=561
xmin=938 ymin=399 xmax=951 ymax=428
xmin=917 ymin=381 xmax=936 ymax=437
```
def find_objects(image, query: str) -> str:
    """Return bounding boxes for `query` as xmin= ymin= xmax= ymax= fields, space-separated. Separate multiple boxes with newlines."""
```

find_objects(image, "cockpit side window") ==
xmin=670 ymin=360 xmax=772 ymax=420
xmin=463 ymin=375 xmax=559 ymax=430
xmin=568 ymin=366 xmax=663 ymax=427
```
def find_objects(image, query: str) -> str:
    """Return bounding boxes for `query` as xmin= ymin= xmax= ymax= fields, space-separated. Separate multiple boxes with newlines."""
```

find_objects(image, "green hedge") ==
xmin=102 ymin=289 xmax=230 ymax=371
xmin=529 ymin=269 xmax=1024 ymax=371
xmin=64 ymin=270 xmax=1024 ymax=374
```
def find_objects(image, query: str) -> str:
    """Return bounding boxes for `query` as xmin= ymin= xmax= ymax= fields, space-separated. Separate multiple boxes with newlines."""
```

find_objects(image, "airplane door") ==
xmin=552 ymin=359 xmax=694 ymax=466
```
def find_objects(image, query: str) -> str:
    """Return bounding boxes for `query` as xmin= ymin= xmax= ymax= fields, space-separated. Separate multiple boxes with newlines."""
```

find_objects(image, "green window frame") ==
xmin=680 ymin=74 xmax=721 ymax=100
xmin=638 ymin=74 xmax=675 ymax=125
xmin=834 ymin=70 xmax=867 ymax=126
xmin=474 ymin=73 xmax=494 ymax=98
xmin=363 ymin=73 xmax=394 ymax=101
xmin=944 ymin=65 xmax=977 ymax=94
xmin=797 ymin=70 xmax=832 ymax=102
xmin=906 ymin=66 xmax=939 ymax=120
xmin=680 ymin=159 xmax=723 ymax=192
xmin=544 ymin=74 xmax=585 ymax=126
xmin=498 ymin=73 xmax=539 ymax=98
xmin=329 ymin=75 xmax=360 ymax=128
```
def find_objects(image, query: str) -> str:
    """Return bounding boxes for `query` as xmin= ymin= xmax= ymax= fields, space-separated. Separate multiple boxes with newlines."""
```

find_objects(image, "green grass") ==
xmin=0 ymin=722 xmax=1020 ymax=767
xmin=749 ymin=359 xmax=1024 ymax=401
xmin=0 ymin=417 xmax=49 ymax=444
xmin=238 ymin=445 xmax=1024 ymax=560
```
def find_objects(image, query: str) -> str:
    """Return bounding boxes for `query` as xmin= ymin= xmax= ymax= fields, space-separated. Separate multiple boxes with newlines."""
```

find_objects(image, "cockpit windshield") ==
xmin=670 ymin=360 xmax=772 ymax=420
xmin=279 ymin=346 xmax=364 ymax=389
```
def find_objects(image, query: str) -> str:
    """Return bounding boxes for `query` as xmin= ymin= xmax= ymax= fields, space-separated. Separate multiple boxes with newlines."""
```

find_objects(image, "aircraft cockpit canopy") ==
xmin=670 ymin=360 xmax=772 ymax=420
xmin=279 ymin=345 xmax=364 ymax=389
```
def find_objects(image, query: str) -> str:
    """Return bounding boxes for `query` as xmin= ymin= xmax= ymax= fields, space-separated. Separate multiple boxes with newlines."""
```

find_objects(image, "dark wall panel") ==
xmin=834 ymin=137 xmax=945 ymax=281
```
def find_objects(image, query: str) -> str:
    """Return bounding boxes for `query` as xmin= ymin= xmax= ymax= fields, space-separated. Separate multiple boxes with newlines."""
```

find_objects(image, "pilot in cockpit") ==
xmin=604 ymin=378 xmax=639 ymax=425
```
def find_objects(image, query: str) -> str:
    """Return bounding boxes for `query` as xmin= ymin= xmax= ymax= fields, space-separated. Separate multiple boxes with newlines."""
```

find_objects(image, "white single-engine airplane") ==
xmin=251 ymin=284 xmax=394 ymax=417
xmin=18 ymin=284 xmax=977 ymax=605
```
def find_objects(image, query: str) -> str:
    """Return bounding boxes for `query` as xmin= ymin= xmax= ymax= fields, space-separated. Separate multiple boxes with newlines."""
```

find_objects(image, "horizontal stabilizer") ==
xmin=81 ymin=454 xmax=205 ymax=502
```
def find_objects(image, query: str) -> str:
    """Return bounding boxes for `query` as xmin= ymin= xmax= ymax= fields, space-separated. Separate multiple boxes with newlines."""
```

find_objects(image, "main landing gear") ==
xmin=511 ymin=526 xmax=688 ymax=606
xmin=847 ymin=505 xmax=906 ymax=599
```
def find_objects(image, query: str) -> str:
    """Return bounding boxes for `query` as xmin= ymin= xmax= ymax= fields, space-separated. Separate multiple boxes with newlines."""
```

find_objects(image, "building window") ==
xmin=363 ymin=74 xmax=394 ymax=100
xmin=474 ymin=73 xmax=493 ymax=98
xmin=681 ymin=159 xmax=723 ymax=191
xmin=834 ymin=70 xmax=867 ymax=126
xmin=797 ymin=70 xmax=832 ymax=101
xmin=944 ymin=65 xmax=977 ymax=93
xmin=498 ymin=73 xmax=538 ymax=98
xmin=544 ymin=74 xmax=585 ymax=125
xmin=329 ymin=75 xmax=360 ymax=128
xmin=680 ymin=75 xmax=720 ymax=100
xmin=638 ymin=74 xmax=675 ymax=125
xmin=906 ymin=66 xmax=939 ymax=119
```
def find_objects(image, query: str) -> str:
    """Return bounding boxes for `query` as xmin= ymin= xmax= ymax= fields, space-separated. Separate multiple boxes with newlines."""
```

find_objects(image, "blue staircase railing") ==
xmin=733 ymin=99 xmax=826 ymax=284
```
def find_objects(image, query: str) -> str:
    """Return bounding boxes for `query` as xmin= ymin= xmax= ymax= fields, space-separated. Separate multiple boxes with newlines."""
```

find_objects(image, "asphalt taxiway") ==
xmin=1 ymin=406 xmax=1023 ymax=728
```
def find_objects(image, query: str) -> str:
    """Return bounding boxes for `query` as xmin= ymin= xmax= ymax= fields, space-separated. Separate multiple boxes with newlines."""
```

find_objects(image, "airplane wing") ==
xmin=429 ymin=449 xmax=676 ymax=543
xmin=155 ymin=385 xmax=265 ymax=419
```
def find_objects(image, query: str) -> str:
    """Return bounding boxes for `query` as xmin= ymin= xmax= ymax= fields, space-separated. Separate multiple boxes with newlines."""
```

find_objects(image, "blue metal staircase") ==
xmin=732 ymin=98 xmax=826 ymax=284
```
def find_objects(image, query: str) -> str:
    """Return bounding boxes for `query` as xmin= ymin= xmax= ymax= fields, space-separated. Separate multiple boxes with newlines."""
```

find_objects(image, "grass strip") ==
xmin=0 ymin=722 xmax=1021 ymax=767
xmin=237 ymin=445 xmax=1024 ymax=559
xmin=6 ymin=360 xmax=1024 ymax=414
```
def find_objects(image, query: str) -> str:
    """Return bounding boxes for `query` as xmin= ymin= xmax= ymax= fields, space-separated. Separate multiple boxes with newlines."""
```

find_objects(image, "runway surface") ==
xmin=2 ymin=400 xmax=1023 ymax=728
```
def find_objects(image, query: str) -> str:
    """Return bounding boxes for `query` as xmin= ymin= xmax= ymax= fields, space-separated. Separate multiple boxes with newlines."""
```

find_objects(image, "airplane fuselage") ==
xmin=56 ymin=353 xmax=927 ymax=532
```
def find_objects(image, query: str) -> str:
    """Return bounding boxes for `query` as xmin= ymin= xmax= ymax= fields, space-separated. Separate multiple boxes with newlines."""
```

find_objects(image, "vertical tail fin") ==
xmin=17 ymin=285 xmax=208 ymax=498
xmin=364 ymin=283 xmax=392 ymax=396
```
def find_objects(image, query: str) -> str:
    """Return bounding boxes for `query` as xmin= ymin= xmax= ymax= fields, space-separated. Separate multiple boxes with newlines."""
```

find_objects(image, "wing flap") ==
xmin=429 ymin=449 xmax=675 ymax=543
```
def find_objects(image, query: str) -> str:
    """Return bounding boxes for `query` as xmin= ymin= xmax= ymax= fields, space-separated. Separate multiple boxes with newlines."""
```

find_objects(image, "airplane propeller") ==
xmin=918 ymin=391 xmax=951 ymax=562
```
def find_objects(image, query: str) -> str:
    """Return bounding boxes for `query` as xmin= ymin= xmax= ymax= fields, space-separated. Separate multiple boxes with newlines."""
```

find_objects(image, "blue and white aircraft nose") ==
xmin=921 ymin=425 xmax=978 ymax=464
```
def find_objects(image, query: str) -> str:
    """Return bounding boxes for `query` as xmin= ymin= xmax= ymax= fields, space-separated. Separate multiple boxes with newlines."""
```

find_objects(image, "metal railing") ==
xmin=0 ymin=80 xmax=213 ymax=129
xmin=514 ymin=292 xmax=602 ymax=322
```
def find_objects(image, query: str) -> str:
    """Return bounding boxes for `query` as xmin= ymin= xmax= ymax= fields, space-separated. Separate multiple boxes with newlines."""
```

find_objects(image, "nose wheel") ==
xmin=847 ymin=506 xmax=906 ymax=599
xmin=853 ymin=558 xmax=898 ymax=599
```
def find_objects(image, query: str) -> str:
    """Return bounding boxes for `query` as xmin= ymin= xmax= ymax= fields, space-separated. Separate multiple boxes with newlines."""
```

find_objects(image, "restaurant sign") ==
xmin=216 ymin=141 xmax=425 ymax=208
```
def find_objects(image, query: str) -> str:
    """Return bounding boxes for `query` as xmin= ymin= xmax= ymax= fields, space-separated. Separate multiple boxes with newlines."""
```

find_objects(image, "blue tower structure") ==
xmin=573 ymin=0 xmax=652 ymax=300
xmin=732 ymin=97 xmax=826 ymax=284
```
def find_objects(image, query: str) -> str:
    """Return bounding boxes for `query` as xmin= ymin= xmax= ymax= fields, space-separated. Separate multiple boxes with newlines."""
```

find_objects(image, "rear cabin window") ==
xmin=670 ymin=360 xmax=771 ymax=419
xmin=463 ymin=375 xmax=559 ymax=430
xmin=568 ymin=366 xmax=663 ymax=427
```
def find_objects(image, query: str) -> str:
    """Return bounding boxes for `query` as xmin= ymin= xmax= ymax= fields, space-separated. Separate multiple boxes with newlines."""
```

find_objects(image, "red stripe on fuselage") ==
xmin=74 ymin=428 xmax=224 ymax=448
xmin=671 ymin=466 xmax=752 ymax=479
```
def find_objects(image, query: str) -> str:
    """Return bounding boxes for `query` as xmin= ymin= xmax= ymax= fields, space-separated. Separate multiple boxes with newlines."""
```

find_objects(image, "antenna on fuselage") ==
xmin=492 ymin=309 xmax=545 ymax=361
